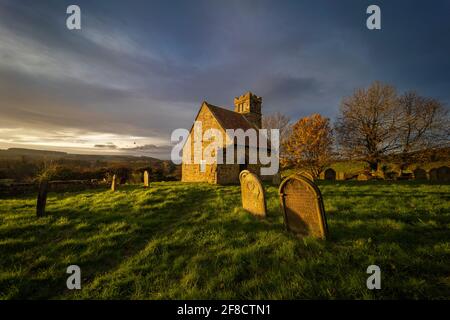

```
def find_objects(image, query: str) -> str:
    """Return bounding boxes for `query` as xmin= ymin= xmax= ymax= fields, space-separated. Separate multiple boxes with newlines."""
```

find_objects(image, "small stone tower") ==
xmin=234 ymin=91 xmax=262 ymax=129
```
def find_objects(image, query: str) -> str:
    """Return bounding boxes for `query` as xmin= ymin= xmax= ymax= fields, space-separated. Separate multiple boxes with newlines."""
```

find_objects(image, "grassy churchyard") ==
xmin=0 ymin=181 xmax=449 ymax=299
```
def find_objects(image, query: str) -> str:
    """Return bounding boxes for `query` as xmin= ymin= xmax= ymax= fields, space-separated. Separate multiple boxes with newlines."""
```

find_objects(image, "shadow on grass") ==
xmin=6 ymin=184 xmax=225 ymax=298
xmin=2 ymin=181 xmax=449 ymax=299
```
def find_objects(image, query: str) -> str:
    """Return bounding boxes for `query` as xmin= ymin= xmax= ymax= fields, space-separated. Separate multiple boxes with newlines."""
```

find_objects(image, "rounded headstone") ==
xmin=437 ymin=166 xmax=450 ymax=182
xmin=279 ymin=174 xmax=328 ymax=239
xmin=324 ymin=168 xmax=336 ymax=180
xmin=239 ymin=170 xmax=267 ymax=218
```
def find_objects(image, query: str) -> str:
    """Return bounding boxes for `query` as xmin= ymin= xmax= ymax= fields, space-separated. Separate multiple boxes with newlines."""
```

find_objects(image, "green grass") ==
xmin=0 ymin=181 xmax=449 ymax=299
xmin=329 ymin=161 xmax=368 ymax=174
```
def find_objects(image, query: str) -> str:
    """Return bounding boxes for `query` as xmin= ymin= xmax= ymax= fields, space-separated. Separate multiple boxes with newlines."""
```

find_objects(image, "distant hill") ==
xmin=0 ymin=148 xmax=163 ymax=163
xmin=0 ymin=148 xmax=179 ymax=183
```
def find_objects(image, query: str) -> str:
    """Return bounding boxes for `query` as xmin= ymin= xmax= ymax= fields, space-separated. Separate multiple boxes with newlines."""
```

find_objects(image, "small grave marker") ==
xmin=111 ymin=174 xmax=117 ymax=191
xmin=144 ymin=170 xmax=149 ymax=187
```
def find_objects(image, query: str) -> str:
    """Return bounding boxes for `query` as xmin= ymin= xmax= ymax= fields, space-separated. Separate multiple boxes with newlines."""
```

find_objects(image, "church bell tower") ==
xmin=234 ymin=91 xmax=262 ymax=129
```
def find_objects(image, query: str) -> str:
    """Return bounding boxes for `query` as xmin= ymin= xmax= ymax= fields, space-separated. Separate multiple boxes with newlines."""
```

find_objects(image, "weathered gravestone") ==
xmin=413 ymin=168 xmax=427 ymax=180
xmin=279 ymin=174 xmax=328 ymax=239
xmin=429 ymin=168 xmax=438 ymax=181
xmin=36 ymin=179 xmax=48 ymax=217
xmin=437 ymin=166 xmax=450 ymax=182
xmin=239 ymin=170 xmax=266 ymax=218
xmin=111 ymin=174 xmax=117 ymax=191
xmin=324 ymin=168 xmax=336 ymax=181
xmin=143 ymin=170 xmax=149 ymax=187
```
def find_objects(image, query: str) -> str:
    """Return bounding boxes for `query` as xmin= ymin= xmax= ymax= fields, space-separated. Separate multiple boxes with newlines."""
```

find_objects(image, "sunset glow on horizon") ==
xmin=1 ymin=0 xmax=449 ymax=159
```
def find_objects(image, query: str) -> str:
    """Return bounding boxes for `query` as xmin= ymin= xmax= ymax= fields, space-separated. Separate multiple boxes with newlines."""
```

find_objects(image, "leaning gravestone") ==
xmin=36 ymin=179 xmax=48 ymax=217
xmin=111 ymin=174 xmax=117 ymax=191
xmin=239 ymin=170 xmax=266 ymax=218
xmin=143 ymin=170 xmax=149 ymax=187
xmin=279 ymin=174 xmax=328 ymax=239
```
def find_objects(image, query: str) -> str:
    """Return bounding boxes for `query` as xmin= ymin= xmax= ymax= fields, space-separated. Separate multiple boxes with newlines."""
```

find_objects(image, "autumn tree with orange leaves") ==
xmin=283 ymin=114 xmax=334 ymax=178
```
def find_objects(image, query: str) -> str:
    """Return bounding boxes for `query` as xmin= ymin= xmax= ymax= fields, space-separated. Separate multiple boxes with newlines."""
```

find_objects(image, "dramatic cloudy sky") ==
xmin=0 ymin=0 xmax=449 ymax=158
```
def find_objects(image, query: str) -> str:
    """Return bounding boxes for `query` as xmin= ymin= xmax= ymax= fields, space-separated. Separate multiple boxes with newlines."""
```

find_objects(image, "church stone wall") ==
xmin=182 ymin=105 xmax=225 ymax=183
xmin=182 ymin=163 xmax=217 ymax=183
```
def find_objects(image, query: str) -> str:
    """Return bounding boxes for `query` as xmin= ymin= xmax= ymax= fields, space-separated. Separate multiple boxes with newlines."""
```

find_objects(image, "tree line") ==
xmin=0 ymin=157 xmax=179 ymax=183
xmin=263 ymin=81 xmax=449 ymax=177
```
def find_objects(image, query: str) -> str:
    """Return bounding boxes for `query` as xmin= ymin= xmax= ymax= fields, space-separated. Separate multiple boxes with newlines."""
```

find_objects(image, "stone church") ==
xmin=182 ymin=91 xmax=275 ymax=184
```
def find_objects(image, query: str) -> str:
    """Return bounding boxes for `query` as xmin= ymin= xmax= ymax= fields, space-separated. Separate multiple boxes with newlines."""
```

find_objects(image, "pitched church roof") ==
xmin=201 ymin=102 xmax=271 ymax=150
xmin=203 ymin=102 xmax=257 ymax=131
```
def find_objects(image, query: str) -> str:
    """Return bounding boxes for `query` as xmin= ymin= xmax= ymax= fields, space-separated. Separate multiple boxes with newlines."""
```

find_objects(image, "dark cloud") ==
xmin=0 ymin=0 xmax=449 ymax=156
xmin=121 ymin=144 xmax=172 ymax=152
xmin=257 ymin=76 xmax=321 ymax=104
xmin=94 ymin=143 xmax=117 ymax=150
xmin=118 ymin=144 xmax=173 ymax=159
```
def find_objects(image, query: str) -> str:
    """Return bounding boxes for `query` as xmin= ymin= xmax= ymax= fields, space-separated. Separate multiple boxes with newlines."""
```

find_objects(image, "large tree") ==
xmin=262 ymin=112 xmax=292 ymax=168
xmin=396 ymin=91 xmax=449 ymax=170
xmin=262 ymin=112 xmax=292 ymax=137
xmin=283 ymin=113 xmax=333 ymax=178
xmin=335 ymin=81 xmax=400 ymax=171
